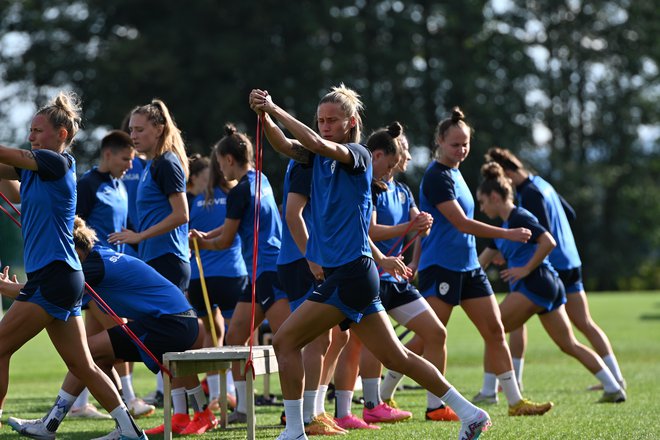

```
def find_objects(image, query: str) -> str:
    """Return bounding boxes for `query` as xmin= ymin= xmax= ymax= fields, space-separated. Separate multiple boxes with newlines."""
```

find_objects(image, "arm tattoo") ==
xmin=21 ymin=150 xmax=35 ymax=160
xmin=291 ymin=144 xmax=312 ymax=164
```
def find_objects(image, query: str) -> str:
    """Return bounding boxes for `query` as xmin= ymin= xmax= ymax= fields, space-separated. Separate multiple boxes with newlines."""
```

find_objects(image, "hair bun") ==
xmin=480 ymin=161 xmax=505 ymax=180
xmin=450 ymin=106 xmax=465 ymax=124
xmin=386 ymin=121 xmax=403 ymax=139
xmin=224 ymin=123 xmax=237 ymax=137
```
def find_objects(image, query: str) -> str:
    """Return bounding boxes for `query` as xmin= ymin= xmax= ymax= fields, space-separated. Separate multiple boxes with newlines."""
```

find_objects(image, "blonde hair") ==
xmin=316 ymin=83 xmax=364 ymax=143
xmin=131 ymin=99 xmax=189 ymax=176
xmin=36 ymin=91 xmax=82 ymax=147
xmin=73 ymin=216 xmax=98 ymax=253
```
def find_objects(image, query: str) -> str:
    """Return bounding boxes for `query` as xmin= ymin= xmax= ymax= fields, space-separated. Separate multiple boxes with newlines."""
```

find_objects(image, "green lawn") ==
xmin=3 ymin=292 xmax=660 ymax=439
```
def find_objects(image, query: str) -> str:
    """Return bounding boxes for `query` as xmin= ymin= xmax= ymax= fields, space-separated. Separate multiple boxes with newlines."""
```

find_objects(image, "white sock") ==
xmin=186 ymin=385 xmax=208 ymax=413
xmin=440 ymin=387 xmax=480 ymax=421
xmin=335 ymin=390 xmax=353 ymax=418
xmin=602 ymin=354 xmax=624 ymax=382
xmin=172 ymin=387 xmax=188 ymax=415
xmin=283 ymin=399 xmax=305 ymax=437
xmin=303 ymin=390 xmax=318 ymax=424
xmin=512 ymin=358 xmax=524 ymax=389
xmin=110 ymin=404 xmax=141 ymax=438
xmin=207 ymin=374 xmax=220 ymax=401
xmin=427 ymin=391 xmax=445 ymax=409
xmin=481 ymin=372 xmax=498 ymax=396
xmin=596 ymin=369 xmax=621 ymax=393
xmin=72 ymin=388 xmax=89 ymax=409
xmin=121 ymin=375 xmax=136 ymax=403
xmin=44 ymin=389 xmax=77 ymax=433
xmin=235 ymin=381 xmax=247 ymax=414
xmin=156 ymin=371 xmax=164 ymax=394
xmin=380 ymin=370 xmax=404 ymax=400
xmin=227 ymin=370 xmax=236 ymax=396
xmin=498 ymin=370 xmax=523 ymax=405
xmin=317 ymin=385 xmax=328 ymax=415
xmin=361 ymin=378 xmax=381 ymax=409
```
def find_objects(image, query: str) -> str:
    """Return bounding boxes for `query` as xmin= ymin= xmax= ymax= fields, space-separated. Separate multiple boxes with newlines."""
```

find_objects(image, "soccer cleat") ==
xmin=7 ymin=417 xmax=56 ymax=440
xmin=180 ymin=407 xmax=218 ymax=435
xmin=69 ymin=403 xmax=113 ymax=419
xmin=227 ymin=410 xmax=247 ymax=424
xmin=144 ymin=413 xmax=191 ymax=435
xmin=276 ymin=429 xmax=309 ymax=440
xmin=334 ymin=414 xmax=380 ymax=430
xmin=304 ymin=415 xmax=347 ymax=436
xmin=382 ymin=398 xmax=399 ymax=408
xmin=588 ymin=379 xmax=627 ymax=392
xmin=363 ymin=402 xmax=412 ymax=424
xmin=598 ymin=388 xmax=627 ymax=403
xmin=317 ymin=413 xmax=348 ymax=433
xmin=93 ymin=428 xmax=147 ymax=440
xmin=471 ymin=392 xmax=498 ymax=405
xmin=128 ymin=398 xmax=156 ymax=418
xmin=458 ymin=409 xmax=491 ymax=440
xmin=142 ymin=390 xmax=164 ymax=408
xmin=426 ymin=405 xmax=460 ymax=421
xmin=508 ymin=398 xmax=553 ymax=416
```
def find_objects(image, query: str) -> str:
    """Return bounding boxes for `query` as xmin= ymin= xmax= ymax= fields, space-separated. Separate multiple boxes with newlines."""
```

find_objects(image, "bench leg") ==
xmin=163 ymin=362 xmax=172 ymax=440
xmin=220 ymin=368 xmax=228 ymax=428
xmin=246 ymin=361 xmax=255 ymax=440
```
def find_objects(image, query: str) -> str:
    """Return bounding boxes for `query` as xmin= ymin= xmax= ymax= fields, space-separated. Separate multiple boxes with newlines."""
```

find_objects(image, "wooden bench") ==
xmin=162 ymin=345 xmax=278 ymax=440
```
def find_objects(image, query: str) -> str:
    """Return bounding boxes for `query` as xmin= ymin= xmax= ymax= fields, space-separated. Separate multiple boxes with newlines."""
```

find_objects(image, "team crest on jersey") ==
xmin=438 ymin=282 xmax=450 ymax=296
xmin=330 ymin=160 xmax=337 ymax=174
xmin=398 ymin=191 xmax=407 ymax=204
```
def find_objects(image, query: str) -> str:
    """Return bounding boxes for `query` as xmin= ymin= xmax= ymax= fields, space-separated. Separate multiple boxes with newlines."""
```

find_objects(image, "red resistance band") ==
xmin=0 ymin=191 xmax=172 ymax=378
xmin=244 ymin=114 xmax=265 ymax=379
xmin=377 ymin=213 xmax=423 ymax=278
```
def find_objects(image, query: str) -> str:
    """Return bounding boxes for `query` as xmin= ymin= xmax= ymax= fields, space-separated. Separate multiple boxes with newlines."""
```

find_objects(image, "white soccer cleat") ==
xmin=7 ymin=417 xmax=56 ymax=440
xmin=458 ymin=409 xmax=491 ymax=440
xmin=69 ymin=403 xmax=113 ymax=419
xmin=128 ymin=398 xmax=155 ymax=418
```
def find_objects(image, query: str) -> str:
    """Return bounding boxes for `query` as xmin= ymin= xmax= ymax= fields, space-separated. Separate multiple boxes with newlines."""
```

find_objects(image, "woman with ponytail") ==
xmin=476 ymin=162 xmax=626 ymax=403
xmin=109 ymin=99 xmax=190 ymax=293
xmin=417 ymin=107 xmax=552 ymax=416
xmin=250 ymin=86 xmax=491 ymax=440
xmin=0 ymin=92 xmax=147 ymax=440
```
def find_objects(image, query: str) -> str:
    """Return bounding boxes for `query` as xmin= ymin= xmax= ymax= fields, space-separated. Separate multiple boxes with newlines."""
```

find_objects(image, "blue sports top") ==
xmin=225 ymin=169 xmax=281 ymax=278
xmin=277 ymin=160 xmax=313 ymax=266
xmin=77 ymin=167 xmax=128 ymax=252
xmin=16 ymin=149 xmax=81 ymax=272
xmin=136 ymin=152 xmax=189 ymax=263
xmin=419 ymin=161 xmax=479 ymax=272
xmin=488 ymin=207 xmax=554 ymax=272
xmin=82 ymin=246 xmax=192 ymax=319
xmin=189 ymin=188 xmax=247 ymax=279
xmin=373 ymin=179 xmax=416 ymax=281
xmin=517 ymin=175 xmax=581 ymax=270
xmin=307 ymin=143 xmax=373 ymax=268
xmin=121 ymin=156 xmax=146 ymax=231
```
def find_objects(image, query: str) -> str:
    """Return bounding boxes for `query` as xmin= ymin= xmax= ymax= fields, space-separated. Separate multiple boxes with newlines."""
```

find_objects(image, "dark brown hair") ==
xmin=478 ymin=161 xmax=514 ymax=201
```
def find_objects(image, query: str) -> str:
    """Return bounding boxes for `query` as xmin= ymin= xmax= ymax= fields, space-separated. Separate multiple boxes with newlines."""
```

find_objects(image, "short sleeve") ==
xmin=152 ymin=153 xmax=186 ymax=196
xmin=510 ymin=210 xmax=547 ymax=243
xmin=33 ymin=149 xmax=72 ymax=181
xmin=339 ymin=143 xmax=371 ymax=174
xmin=225 ymin=180 xmax=251 ymax=220
xmin=288 ymin=162 xmax=313 ymax=198
xmin=519 ymin=186 xmax=551 ymax=231
xmin=81 ymin=250 xmax=105 ymax=287
xmin=76 ymin=175 xmax=96 ymax=219
xmin=399 ymin=182 xmax=417 ymax=210
xmin=422 ymin=168 xmax=456 ymax=206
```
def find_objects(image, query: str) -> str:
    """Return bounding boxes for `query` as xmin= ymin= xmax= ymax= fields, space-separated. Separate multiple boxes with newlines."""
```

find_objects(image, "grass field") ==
xmin=2 ymin=291 xmax=660 ymax=439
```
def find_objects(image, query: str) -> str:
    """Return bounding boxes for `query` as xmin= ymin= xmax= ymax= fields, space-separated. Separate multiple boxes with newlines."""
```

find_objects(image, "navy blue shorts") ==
xmin=308 ymin=256 xmax=383 ymax=331
xmin=378 ymin=280 xmax=422 ymax=311
xmin=557 ymin=266 xmax=584 ymax=294
xmin=188 ymin=275 xmax=247 ymax=319
xmin=512 ymin=266 xmax=567 ymax=314
xmin=17 ymin=260 xmax=84 ymax=321
xmin=238 ymin=271 xmax=288 ymax=312
xmin=108 ymin=311 xmax=199 ymax=373
xmin=146 ymin=253 xmax=191 ymax=293
xmin=419 ymin=265 xmax=493 ymax=306
xmin=278 ymin=259 xmax=317 ymax=311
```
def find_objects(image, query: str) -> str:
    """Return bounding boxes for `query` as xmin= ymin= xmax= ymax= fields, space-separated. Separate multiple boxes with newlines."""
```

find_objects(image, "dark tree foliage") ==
xmin=0 ymin=0 xmax=657 ymax=289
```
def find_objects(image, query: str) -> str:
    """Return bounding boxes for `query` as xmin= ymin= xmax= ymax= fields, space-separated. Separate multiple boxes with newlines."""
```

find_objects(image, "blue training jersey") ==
xmin=189 ymin=188 xmax=247 ymax=279
xmin=122 ymin=156 xmax=146 ymax=232
xmin=277 ymin=160 xmax=313 ymax=266
xmin=225 ymin=170 xmax=281 ymax=278
xmin=77 ymin=167 xmax=128 ymax=253
xmin=307 ymin=143 xmax=373 ymax=268
xmin=517 ymin=175 xmax=581 ymax=270
xmin=17 ymin=149 xmax=81 ymax=272
xmin=419 ymin=161 xmax=479 ymax=272
xmin=373 ymin=179 xmax=416 ymax=282
xmin=136 ymin=152 xmax=189 ymax=263
xmin=82 ymin=246 xmax=192 ymax=319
